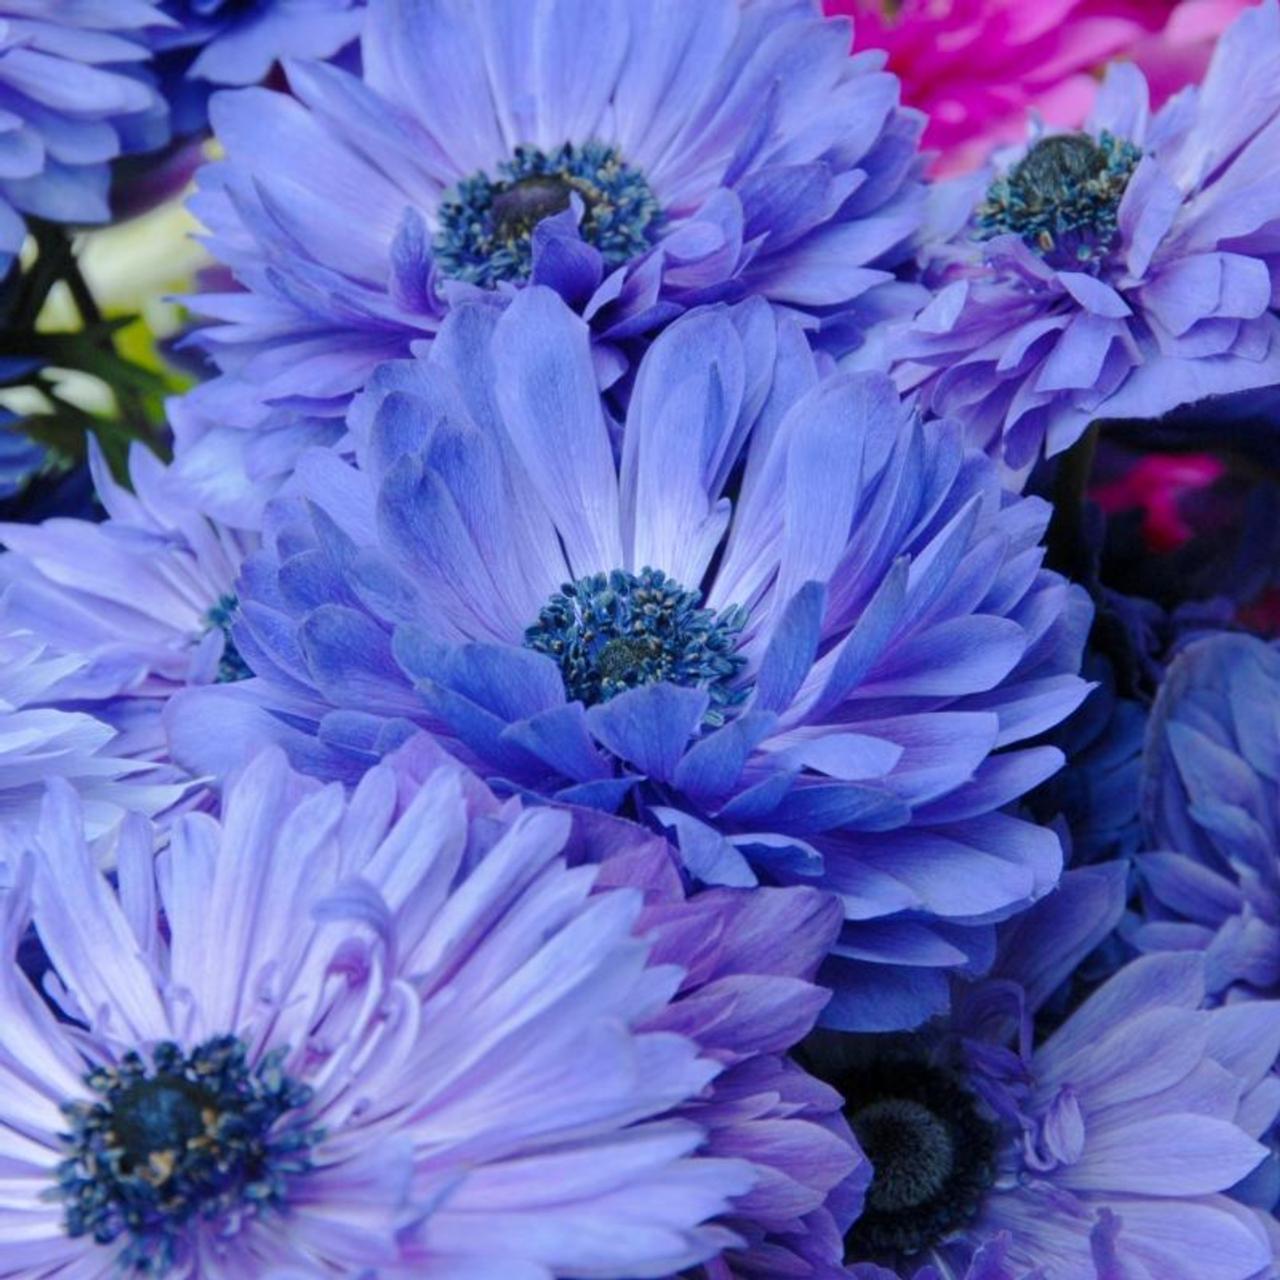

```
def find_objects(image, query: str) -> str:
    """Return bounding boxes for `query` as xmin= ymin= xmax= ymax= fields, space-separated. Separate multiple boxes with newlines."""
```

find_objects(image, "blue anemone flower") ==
xmin=1134 ymin=631 xmax=1280 ymax=1000
xmin=891 ymin=1 xmax=1280 ymax=469
xmin=824 ymin=865 xmax=1280 ymax=1280
xmin=186 ymin=0 xmax=926 ymax=416
xmin=0 ymin=3 xmax=167 ymax=269
xmin=0 ymin=735 xmax=873 ymax=1277
xmin=172 ymin=289 xmax=1091 ymax=1032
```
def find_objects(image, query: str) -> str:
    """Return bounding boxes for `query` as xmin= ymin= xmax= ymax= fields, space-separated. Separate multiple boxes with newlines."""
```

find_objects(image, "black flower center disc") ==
xmin=842 ymin=1059 xmax=1000 ymax=1259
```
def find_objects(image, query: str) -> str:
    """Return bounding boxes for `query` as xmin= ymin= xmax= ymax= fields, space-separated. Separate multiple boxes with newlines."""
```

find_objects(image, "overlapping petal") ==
xmin=171 ymin=289 xmax=1091 ymax=1030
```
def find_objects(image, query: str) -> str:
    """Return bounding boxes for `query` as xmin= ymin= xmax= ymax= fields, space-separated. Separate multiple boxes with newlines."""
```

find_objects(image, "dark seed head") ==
xmin=524 ymin=567 xmax=747 ymax=727
xmin=491 ymin=174 xmax=579 ymax=239
xmin=976 ymin=130 xmax=1142 ymax=269
xmin=434 ymin=141 xmax=664 ymax=288
xmin=842 ymin=1058 xmax=1000 ymax=1260
xmin=56 ymin=1037 xmax=320 ymax=1274
xmin=110 ymin=1076 xmax=210 ymax=1176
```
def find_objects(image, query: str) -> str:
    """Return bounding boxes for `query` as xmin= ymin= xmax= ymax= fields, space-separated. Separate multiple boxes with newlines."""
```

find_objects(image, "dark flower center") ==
xmin=111 ymin=1076 xmax=209 ymax=1171
xmin=434 ymin=142 xmax=663 ymax=288
xmin=976 ymin=130 xmax=1141 ymax=268
xmin=524 ymin=567 xmax=747 ymax=725
xmin=842 ymin=1059 xmax=999 ymax=1259
xmin=205 ymin=593 xmax=251 ymax=683
xmin=491 ymin=174 xmax=578 ymax=239
xmin=57 ymin=1037 xmax=320 ymax=1274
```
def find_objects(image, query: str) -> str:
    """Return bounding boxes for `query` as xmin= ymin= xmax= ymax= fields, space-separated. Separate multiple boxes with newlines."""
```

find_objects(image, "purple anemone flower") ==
xmin=0 ymin=441 xmax=255 ymax=773
xmin=171 ymin=290 xmax=1092 ymax=1032
xmin=0 ymin=2 xmax=167 ymax=269
xmin=821 ymin=865 xmax=1280 ymax=1279
xmin=0 ymin=739 xmax=865 ymax=1276
xmin=1134 ymin=631 xmax=1280 ymax=1000
xmin=891 ymin=0 xmax=1280 ymax=469
xmin=186 ymin=0 xmax=925 ymax=417
xmin=0 ymin=627 xmax=183 ymax=840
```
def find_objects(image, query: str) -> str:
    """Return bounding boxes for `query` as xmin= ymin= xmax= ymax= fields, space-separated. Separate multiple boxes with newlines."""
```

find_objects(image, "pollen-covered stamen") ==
xmin=205 ymin=593 xmax=251 ymax=683
xmin=434 ymin=141 xmax=664 ymax=289
xmin=524 ymin=567 xmax=748 ymax=727
xmin=976 ymin=130 xmax=1141 ymax=268
xmin=56 ymin=1037 xmax=320 ymax=1275
xmin=842 ymin=1059 xmax=999 ymax=1259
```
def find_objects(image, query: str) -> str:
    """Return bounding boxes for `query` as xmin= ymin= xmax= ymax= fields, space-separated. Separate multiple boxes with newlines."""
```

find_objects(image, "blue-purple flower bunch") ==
xmin=3 ymin=1 xmax=1280 ymax=1276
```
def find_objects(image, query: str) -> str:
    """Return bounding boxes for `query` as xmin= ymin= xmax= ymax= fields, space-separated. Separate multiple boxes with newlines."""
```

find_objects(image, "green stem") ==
xmin=33 ymin=222 xmax=159 ymax=453
xmin=61 ymin=249 xmax=103 ymax=328
xmin=14 ymin=221 xmax=76 ymax=330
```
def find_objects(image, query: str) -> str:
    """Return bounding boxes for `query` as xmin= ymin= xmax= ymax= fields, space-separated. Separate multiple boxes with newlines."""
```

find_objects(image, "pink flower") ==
xmin=827 ymin=0 xmax=1248 ymax=176
xmin=1125 ymin=0 xmax=1254 ymax=108
xmin=1092 ymin=453 xmax=1225 ymax=552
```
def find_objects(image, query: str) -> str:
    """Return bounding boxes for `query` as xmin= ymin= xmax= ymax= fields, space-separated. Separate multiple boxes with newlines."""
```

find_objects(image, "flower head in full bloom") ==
xmin=0 ymin=3 xmax=167 ymax=270
xmin=172 ymin=290 xmax=1092 ymax=1032
xmin=1134 ymin=631 xmax=1280 ymax=1000
xmin=187 ymin=0 xmax=926 ymax=413
xmin=0 ymin=739 xmax=867 ymax=1277
xmin=892 ymin=1 xmax=1280 ymax=468
xmin=825 ymin=865 xmax=1280 ymax=1279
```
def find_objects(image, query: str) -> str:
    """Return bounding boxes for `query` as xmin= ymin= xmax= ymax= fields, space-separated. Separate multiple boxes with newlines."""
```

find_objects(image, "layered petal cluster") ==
xmin=173 ymin=290 xmax=1092 ymax=1032
xmin=391 ymin=736 xmax=867 ymax=1278
xmin=893 ymin=0 xmax=1280 ymax=468
xmin=0 ymin=441 xmax=254 ymax=769
xmin=0 ymin=742 xmax=865 ymax=1277
xmin=830 ymin=0 xmax=1157 ymax=177
xmin=0 ymin=627 xmax=183 ymax=839
xmin=147 ymin=0 xmax=363 ymax=88
xmin=826 ymin=866 xmax=1280 ymax=1279
xmin=0 ymin=2 xmax=167 ymax=268
xmin=1134 ymin=632 xmax=1280 ymax=999
xmin=166 ymin=373 xmax=345 ymax=529
xmin=141 ymin=0 xmax=364 ymax=137
xmin=187 ymin=0 xmax=926 ymax=417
